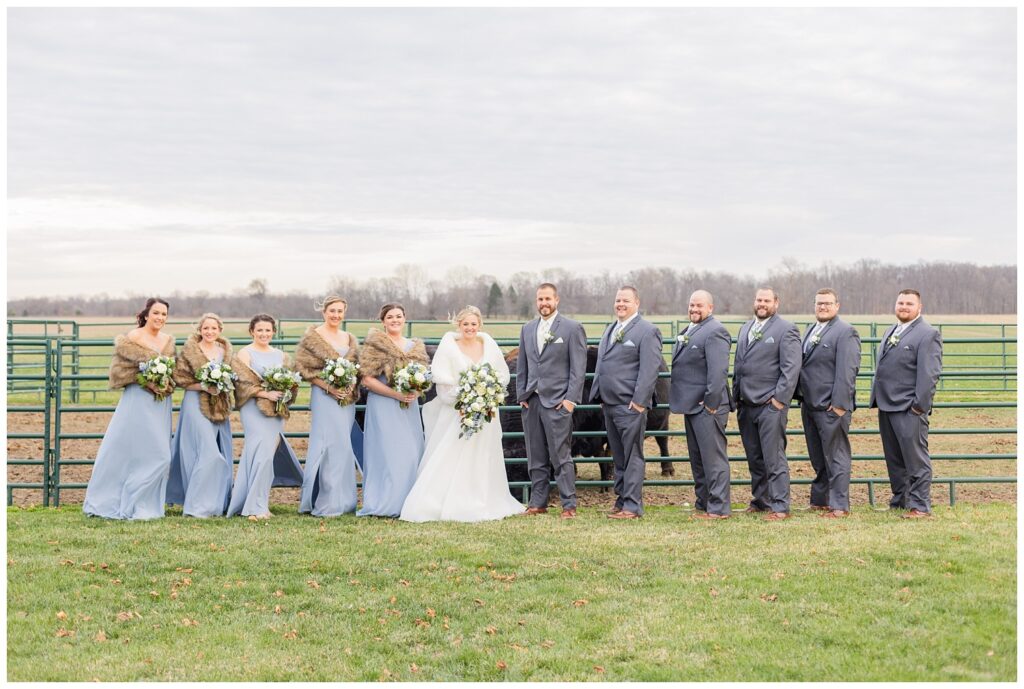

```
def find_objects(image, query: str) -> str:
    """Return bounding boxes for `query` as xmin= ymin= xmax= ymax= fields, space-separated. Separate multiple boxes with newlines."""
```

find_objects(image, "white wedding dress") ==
xmin=399 ymin=331 xmax=526 ymax=522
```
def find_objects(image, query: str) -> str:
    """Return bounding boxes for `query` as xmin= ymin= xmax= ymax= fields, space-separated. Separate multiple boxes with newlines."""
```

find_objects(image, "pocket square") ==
xmin=823 ymin=343 xmax=831 ymax=348
xmin=624 ymin=340 xmax=636 ymax=347
xmin=765 ymin=336 xmax=776 ymax=344
xmin=903 ymin=345 xmax=911 ymax=350
xmin=690 ymin=344 xmax=698 ymax=349
xmin=554 ymin=337 xmax=564 ymax=344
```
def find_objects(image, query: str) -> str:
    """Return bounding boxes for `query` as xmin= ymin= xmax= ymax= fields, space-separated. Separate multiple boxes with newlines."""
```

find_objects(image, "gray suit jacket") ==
xmin=669 ymin=316 xmax=734 ymax=414
xmin=516 ymin=314 xmax=587 ymax=408
xmin=795 ymin=317 xmax=861 ymax=411
xmin=588 ymin=316 xmax=663 ymax=408
xmin=869 ymin=318 xmax=943 ymax=413
xmin=732 ymin=314 xmax=802 ymax=406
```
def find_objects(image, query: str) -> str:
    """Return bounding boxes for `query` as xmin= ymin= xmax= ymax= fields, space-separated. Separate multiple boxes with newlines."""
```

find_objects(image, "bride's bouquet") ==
xmin=136 ymin=355 xmax=176 ymax=401
xmin=393 ymin=361 xmax=432 ymax=409
xmin=260 ymin=365 xmax=302 ymax=415
xmin=196 ymin=360 xmax=237 ymax=395
xmin=320 ymin=357 xmax=360 ymax=406
xmin=455 ymin=362 xmax=506 ymax=439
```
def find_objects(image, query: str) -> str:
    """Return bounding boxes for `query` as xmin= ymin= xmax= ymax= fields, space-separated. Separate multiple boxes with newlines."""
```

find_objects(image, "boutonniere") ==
xmin=888 ymin=333 xmax=900 ymax=347
xmin=752 ymin=330 xmax=764 ymax=342
xmin=543 ymin=331 xmax=556 ymax=345
xmin=614 ymin=329 xmax=625 ymax=343
xmin=678 ymin=334 xmax=690 ymax=345
xmin=809 ymin=333 xmax=822 ymax=349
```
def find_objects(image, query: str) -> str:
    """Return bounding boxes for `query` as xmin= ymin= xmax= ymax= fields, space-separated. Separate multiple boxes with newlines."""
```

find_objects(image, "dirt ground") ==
xmin=7 ymin=406 xmax=1016 ymax=509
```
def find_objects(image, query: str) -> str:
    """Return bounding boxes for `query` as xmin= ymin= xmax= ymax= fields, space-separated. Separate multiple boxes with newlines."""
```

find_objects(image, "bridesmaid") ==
xmin=227 ymin=314 xmax=304 ymax=519
xmin=83 ymin=297 xmax=177 ymax=520
xmin=294 ymin=295 xmax=361 ymax=517
xmin=357 ymin=303 xmax=429 ymax=517
xmin=166 ymin=313 xmax=234 ymax=517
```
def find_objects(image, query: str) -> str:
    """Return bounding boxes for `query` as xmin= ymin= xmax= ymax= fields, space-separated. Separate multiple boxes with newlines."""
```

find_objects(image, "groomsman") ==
xmin=795 ymin=289 xmax=861 ymax=518
xmin=669 ymin=290 xmax=734 ymax=519
xmin=869 ymin=289 xmax=943 ymax=518
xmin=517 ymin=283 xmax=588 ymax=519
xmin=732 ymin=287 xmax=802 ymax=520
xmin=589 ymin=286 xmax=663 ymax=519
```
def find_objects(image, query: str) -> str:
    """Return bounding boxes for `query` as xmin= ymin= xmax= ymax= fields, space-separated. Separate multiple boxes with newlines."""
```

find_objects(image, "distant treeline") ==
xmin=8 ymin=260 xmax=1017 ymax=319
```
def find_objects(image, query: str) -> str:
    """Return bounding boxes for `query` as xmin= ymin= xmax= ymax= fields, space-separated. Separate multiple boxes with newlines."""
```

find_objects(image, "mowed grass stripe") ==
xmin=7 ymin=503 xmax=1016 ymax=681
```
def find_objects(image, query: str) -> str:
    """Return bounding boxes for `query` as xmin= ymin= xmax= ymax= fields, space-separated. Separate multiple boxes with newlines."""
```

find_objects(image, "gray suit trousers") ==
xmin=684 ymin=409 xmax=731 ymax=515
xmin=878 ymin=410 xmax=932 ymax=512
xmin=737 ymin=403 xmax=791 ymax=512
xmin=523 ymin=394 xmax=577 ymax=509
xmin=603 ymin=404 xmax=647 ymax=515
xmin=801 ymin=406 xmax=852 ymax=511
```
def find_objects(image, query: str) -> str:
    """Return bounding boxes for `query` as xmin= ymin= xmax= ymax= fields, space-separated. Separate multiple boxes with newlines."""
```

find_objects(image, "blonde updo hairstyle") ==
xmin=451 ymin=305 xmax=483 ymax=329
xmin=315 ymin=295 xmax=348 ymax=313
xmin=193 ymin=312 xmax=225 ymax=340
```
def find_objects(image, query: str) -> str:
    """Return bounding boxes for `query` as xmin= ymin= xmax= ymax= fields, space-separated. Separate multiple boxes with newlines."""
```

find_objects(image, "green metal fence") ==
xmin=6 ymin=319 xmax=1017 ymax=509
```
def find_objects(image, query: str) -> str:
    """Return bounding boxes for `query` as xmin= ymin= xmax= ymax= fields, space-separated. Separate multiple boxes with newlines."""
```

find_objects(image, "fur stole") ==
xmin=359 ymin=328 xmax=429 ymax=384
xmin=173 ymin=336 xmax=234 ymax=422
xmin=231 ymin=350 xmax=299 ymax=419
xmin=294 ymin=326 xmax=361 ymax=405
xmin=109 ymin=333 xmax=177 ymax=393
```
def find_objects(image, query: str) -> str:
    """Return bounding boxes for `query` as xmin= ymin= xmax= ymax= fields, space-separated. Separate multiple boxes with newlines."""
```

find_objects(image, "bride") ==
xmin=400 ymin=306 xmax=526 ymax=522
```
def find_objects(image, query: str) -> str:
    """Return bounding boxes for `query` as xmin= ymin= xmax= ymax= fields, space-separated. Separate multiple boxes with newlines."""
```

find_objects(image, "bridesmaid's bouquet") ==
xmin=393 ymin=361 xmax=432 ymax=409
xmin=455 ymin=362 xmax=506 ymax=439
xmin=260 ymin=365 xmax=302 ymax=415
xmin=136 ymin=355 xmax=176 ymax=401
xmin=320 ymin=358 xmax=360 ymax=406
xmin=197 ymin=360 xmax=237 ymax=395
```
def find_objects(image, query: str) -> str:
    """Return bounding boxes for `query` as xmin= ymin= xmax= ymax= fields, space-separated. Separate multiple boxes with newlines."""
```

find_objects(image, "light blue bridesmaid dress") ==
xmin=166 ymin=349 xmax=233 ymax=517
xmin=227 ymin=348 xmax=304 ymax=517
xmin=299 ymin=342 xmax=359 ymax=517
xmin=357 ymin=340 xmax=425 ymax=517
xmin=83 ymin=383 xmax=173 ymax=520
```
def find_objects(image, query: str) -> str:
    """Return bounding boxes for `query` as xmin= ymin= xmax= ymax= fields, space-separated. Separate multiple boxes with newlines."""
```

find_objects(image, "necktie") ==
xmin=747 ymin=321 xmax=762 ymax=345
xmin=804 ymin=323 xmax=823 ymax=354
xmin=537 ymin=319 xmax=550 ymax=352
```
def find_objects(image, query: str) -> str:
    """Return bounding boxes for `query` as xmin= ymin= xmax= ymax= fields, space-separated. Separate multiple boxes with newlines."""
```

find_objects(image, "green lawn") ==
xmin=7 ymin=503 xmax=1016 ymax=681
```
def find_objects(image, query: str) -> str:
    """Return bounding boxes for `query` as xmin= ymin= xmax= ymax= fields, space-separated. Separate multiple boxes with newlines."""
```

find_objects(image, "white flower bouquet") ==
xmin=393 ymin=361 xmax=432 ymax=409
xmin=454 ymin=362 xmax=506 ymax=439
xmin=260 ymin=365 xmax=302 ymax=415
xmin=136 ymin=355 xmax=176 ymax=401
xmin=320 ymin=357 xmax=360 ymax=406
xmin=197 ymin=360 xmax=237 ymax=395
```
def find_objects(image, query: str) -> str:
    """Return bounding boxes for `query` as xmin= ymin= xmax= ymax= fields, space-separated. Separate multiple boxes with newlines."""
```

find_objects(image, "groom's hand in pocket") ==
xmin=559 ymin=400 xmax=575 ymax=413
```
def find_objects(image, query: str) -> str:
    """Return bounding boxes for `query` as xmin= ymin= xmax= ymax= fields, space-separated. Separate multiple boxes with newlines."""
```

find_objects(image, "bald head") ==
xmin=687 ymin=290 xmax=714 ymax=324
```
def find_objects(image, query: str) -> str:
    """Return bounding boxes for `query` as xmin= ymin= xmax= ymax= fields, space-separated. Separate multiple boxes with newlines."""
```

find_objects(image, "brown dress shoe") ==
xmin=901 ymin=509 xmax=931 ymax=519
xmin=744 ymin=506 xmax=768 ymax=514
xmin=560 ymin=508 xmax=576 ymax=519
xmin=762 ymin=511 xmax=790 ymax=521
xmin=609 ymin=506 xmax=623 ymax=515
xmin=607 ymin=510 xmax=640 ymax=520
xmin=524 ymin=507 xmax=548 ymax=515
xmin=821 ymin=509 xmax=849 ymax=519
xmin=692 ymin=512 xmax=729 ymax=520
xmin=809 ymin=504 xmax=830 ymax=512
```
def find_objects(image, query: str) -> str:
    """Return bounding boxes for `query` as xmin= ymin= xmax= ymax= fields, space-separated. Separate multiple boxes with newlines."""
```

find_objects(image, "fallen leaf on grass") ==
xmin=496 ymin=660 xmax=508 ymax=670
xmin=414 ymin=619 xmax=430 ymax=628
xmin=760 ymin=593 xmax=778 ymax=603
xmin=274 ymin=590 xmax=284 ymax=598
xmin=541 ymin=640 xmax=554 ymax=649
xmin=426 ymin=608 xmax=436 ymax=618
xmin=47 ymin=540 xmax=59 ymax=545
xmin=771 ymin=571 xmax=785 ymax=580
xmin=274 ymin=605 xmax=282 ymax=614
xmin=510 ymin=643 xmax=527 ymax=652
xmin=56 ymin=611 xmax=68 ymax=620
xmin=410 ymin=663 xmax=419 ymax=673
xmin=115 ymin=611 xmax=138 ymax=622
xmin=987 ymin=650 xmax=995 ymax=657
xmin=307 ymin=580 xmax=320 ymax=590
xmin=181 ymin=618 xmax=199 ymax=627
xmin=149 ymin=591 xmax=160 ymax=599
xmin=110 ymin=579 xmax=122 ymax=585
xmin=399 ymin=579 xmax=411 ymax=587
xmin=485 ymin=626 xmax=497 ymax=635
xmin=573 ymin=599 xmax=588 ymax=607
xmin=55 ymin=628 xmax=75 ymax=638
xmin=59 ymin=559 xmax=74 ymax=566
xmin=709 ymin=588 xmax=719 ymax=598
xmin=283 ymin=629 xmax=298 ymax=640
xmin=855 ymin=558 xmax=866 ymax=565
xmin=474 ymin=599 xmax=486 ymax=607
xmin=594 ymin=666 xmax=605 ymax=673
xmin=318 ymin=521 xmax=327 ymax=533
xmin=94 ymin=630 xmax=107 ymax=642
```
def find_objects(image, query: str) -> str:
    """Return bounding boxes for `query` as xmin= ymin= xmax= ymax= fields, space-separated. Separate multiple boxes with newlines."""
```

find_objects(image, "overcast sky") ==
xmin=7 ymin=7 xmax=1016 ymax=299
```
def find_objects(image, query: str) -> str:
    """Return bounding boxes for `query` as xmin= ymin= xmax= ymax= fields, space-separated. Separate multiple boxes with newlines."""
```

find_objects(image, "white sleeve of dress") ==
xmin=435 ymin=382 xmax=459 ymax=405
xmin=484 ymin=333 xmax=511 ymax=386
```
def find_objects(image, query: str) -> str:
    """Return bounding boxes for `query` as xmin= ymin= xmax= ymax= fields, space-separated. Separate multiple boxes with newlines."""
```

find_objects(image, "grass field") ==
xmin=6 ymin=503 xmax=1016 ymax=681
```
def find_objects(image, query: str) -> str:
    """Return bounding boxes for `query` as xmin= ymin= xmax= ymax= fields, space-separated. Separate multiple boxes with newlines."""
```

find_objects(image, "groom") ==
xmin=517 ymin=283 xmax=588 ymax=519
xmin=589 ymin=286 xmax=664 ymax=519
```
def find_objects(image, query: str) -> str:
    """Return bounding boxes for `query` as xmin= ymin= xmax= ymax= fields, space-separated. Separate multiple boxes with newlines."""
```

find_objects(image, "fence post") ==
xmin=43 ymin=340 xmax=53 ymax=507
xmin=53 ymin=340 xmax=63 ymax=507
xmin=71 ymin=322 xmax=80 ymax=403
xmin=6 ymin=320 xmax=13 ymax=392
xmin=867 ymin=480 xmax=875 ymax=507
